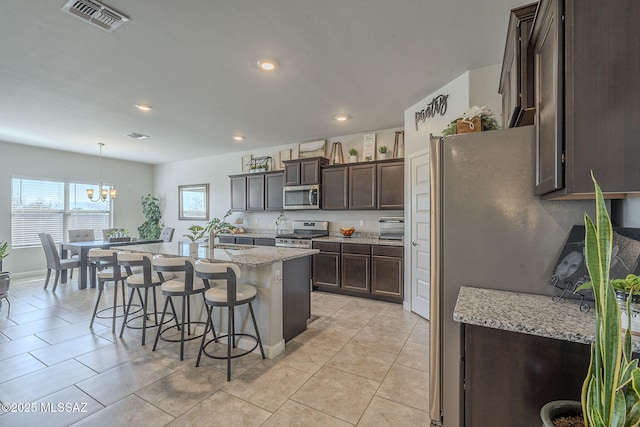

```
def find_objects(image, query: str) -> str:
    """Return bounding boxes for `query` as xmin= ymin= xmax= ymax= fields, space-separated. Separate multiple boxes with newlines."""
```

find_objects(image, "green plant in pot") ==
xmin=183 ymin=225 xmax=207 ymax=242
xmin=138 ymin=194 xmax=163 ymax=240
xmin=542 ymin=174 xmax=640 ymax=427
xmin=0 ymin=240 xmax=9 ymax=271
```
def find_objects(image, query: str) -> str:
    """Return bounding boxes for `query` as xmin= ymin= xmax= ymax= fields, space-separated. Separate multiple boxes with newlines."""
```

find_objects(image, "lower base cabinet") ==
xmin=313 ymin=242 xmax=403 ymax=303
xmin=217 ymin=236 xmax=275 ymax=246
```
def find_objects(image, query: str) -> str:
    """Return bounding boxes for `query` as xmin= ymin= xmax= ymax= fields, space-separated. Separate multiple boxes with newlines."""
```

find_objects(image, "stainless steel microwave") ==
xmin=283 ymin=185 xmax=320 ymax=210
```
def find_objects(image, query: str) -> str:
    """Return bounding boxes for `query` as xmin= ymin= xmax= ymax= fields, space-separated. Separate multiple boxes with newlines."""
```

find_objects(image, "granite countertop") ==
xmin=312 ymin=236 xmax=404 ymax=246
xmin=224 ymin=232 xmax=277 ymax=239
xmin=118 ymin=242 xmax=318 ymax=267
xmin=453 ymin=286 xmax=640 ymax=352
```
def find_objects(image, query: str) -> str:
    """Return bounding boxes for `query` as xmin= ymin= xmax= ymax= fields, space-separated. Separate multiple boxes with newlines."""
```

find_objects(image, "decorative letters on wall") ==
xmin=415 ymin=94 xmax=449 ymax=131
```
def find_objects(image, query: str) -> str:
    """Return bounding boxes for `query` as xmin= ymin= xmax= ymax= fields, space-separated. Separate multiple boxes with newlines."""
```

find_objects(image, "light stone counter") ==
xmin=453 ymin=286 xmax=640 ymax=352
xmin=312 ymin=236 xmax=404 ymax=246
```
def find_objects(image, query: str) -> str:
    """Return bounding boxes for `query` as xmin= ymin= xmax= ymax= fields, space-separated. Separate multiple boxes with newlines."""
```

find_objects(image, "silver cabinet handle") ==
xmin=411 ymin=241 xmax=418 ymax=246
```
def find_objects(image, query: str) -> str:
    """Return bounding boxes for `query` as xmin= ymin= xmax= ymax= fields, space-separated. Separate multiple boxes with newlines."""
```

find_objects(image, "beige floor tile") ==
xmin=74 ymin=340 xmax=155 ymax=372
xmin=30 ymin=333 xmax=113 ymax=366
xmin=323 ymin=307 xmax=380 ymax=330
xmin=276 ymin=339 xmax=340 ymax=374
xmin=71 ymin=394 xmax=174 ymax=427
xmin=292 ymin=322 xmax=359 ymax=350
xmin=35 ymin=320 xmax=108 ymax=345
xmin=0 ymin=334 xmax=50 ymax=361
xmin=1 ymin=317 xmax=72 ymax=340
xmin=357 ymin=396 xmax=430 ymax=427
xmin=223 ymin=362 xmax=312 ymax=412
xmin=76 ymin=353 xmax=183 ymax=405
xmin=326 ymin=342 xmax=396 ymax=381
xmin=377 ymin=364 xmax=429 ymax=412
xmin=135 ymin=365 xmax=227 ymax=417
xmin=0 ymin=386 xmax=104 ymax=427
xmin=396 ymin=341 xmax=429 ymax=372
xmin=0 ymin=359 xmax=97 ymax=403
xmin=351 ymin=324 xmax=409 ymax=354
xmin=2 ymin=302 xmax=41 ymax=316
xmin=262 ymin=400 xmax=352 ymax=427
xmin=0 ymin=352 xmax=47 ymax=383
xmin=0 ymin=331 xmax=9 ymax=343
xmin=167 ymin=390 xmax=271 ymax=427
xmin=408 ymin=320 xmax=429 ymax=346
xmin=291 ymin=366 xmax=379 ymax=424
xmin=370 ymin=309 xmax=420 ymax=335
xmin=0 ymin=317 xmax=18 ymax=329
xmin=7 ymin=306 xmax=72 ymax=324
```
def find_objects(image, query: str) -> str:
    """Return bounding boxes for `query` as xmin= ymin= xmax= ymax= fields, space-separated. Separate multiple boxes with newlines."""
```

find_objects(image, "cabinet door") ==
xmin=217 ymin=235 xmax=235 ymax=244
xmin=300 ymin=160 xmax=321 ymax=185
xmin=230 ymin=176 xmax=247 ymax=211
xmin=533 ymin=0 xmax=564 ymax=195
xmin=341 ymin=253 xmax=370 ymax=293
xmin=246 ymin=174 xmax=265 ymax=211
xmin=377 ymin=162 xmax=404 ymax=209
xmin=254 ymin=238 xmax=275 ymax=247
xmin=265 ymin=173 xmax=284 ymax=211
xmin=284 ymin=162 xmax=300 ymax=186
xmin=322 ymin=166 xmax=348 ymax=210
xmin=349 ymin=164 xmax=376 ymax=209
xmin=371 ymin=255 xmax=403 ymax=300
xmin=313 ymin=252 xmax=340 ymax=288
xmin=235 ymin=236 xmax=254 ymax=245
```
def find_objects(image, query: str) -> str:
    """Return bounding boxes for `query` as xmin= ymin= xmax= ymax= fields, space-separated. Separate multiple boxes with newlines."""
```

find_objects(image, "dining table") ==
xmin=60 ymin=239 xmax=163 ymax=289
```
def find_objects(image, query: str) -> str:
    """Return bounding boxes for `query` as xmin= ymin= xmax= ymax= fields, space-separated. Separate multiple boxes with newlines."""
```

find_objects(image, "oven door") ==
xmin=283 ymin=185 xmax=320 ymax=210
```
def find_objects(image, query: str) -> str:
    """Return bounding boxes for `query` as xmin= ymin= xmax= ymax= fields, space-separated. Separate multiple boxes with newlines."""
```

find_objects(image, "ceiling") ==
xmin=0 ymin=0 xmax=529 ymax=164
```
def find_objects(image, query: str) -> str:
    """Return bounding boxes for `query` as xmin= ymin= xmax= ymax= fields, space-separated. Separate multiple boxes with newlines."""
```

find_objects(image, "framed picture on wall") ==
xmin=178 ymin=184 xmax=209 ymax=220
xmin=298 ymin=140 xmax=326 ymax=158
xmin=241 ymin=154 xmax=253 ymax=173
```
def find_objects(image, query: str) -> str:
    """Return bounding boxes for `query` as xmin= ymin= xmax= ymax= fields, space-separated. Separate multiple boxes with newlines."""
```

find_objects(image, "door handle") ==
xmin=308 ymin=189 xmax=314 ymax=206
xmin=411 ymin=241 xmax=418 ymax=246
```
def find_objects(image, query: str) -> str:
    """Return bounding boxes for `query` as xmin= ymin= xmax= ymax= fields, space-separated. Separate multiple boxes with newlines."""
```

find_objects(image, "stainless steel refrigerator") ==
xmin=428 ymin=126 xmax=594 ymax=426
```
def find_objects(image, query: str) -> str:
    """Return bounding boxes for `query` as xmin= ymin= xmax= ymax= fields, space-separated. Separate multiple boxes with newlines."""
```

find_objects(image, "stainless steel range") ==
xmin=275 ymin=220 xmax=329 ymax=249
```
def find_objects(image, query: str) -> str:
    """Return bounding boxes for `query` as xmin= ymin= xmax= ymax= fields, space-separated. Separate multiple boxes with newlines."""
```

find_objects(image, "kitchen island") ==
xmin=121 ymin=242 xmax=318 ymax=358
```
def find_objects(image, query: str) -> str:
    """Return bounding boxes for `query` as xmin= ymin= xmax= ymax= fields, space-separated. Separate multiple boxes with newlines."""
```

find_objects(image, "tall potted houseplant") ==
xmin=0 ymin=240 xmax=10 ymax=312
xmin=138 ymin=194 xmax=163 ymax=240
xmin=542 ymin=174 xmax=640 ymax=426
xmin=0 ymin=240 xmax=8 ymax=271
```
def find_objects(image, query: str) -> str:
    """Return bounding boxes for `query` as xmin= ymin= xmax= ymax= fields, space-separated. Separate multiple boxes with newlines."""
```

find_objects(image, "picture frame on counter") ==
xmin=278 ymin=148 xmax=291 ymax=169
xmin=298 ymin=139 xmax=326 ymax=158
xmin=178 ymin=183 xmax=209 ymax=221
xmin=241 ymin=154 xmax=252 ymax=173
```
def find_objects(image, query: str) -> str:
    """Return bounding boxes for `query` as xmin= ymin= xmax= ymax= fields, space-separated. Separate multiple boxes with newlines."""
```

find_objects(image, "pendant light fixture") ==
xmin=87 ymin=143 xmax=117 ymax=202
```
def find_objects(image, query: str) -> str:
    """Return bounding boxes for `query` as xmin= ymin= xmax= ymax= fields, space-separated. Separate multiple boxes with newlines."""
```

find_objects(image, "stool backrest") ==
xmin=152 ymin=256 xmax=196 ymax=290
xmin=159 ymin=227 xmax=175 ymax=242
xmin=89 ymin=249 xmax=125 ymax=280
xmin=195 ymin=260 xmax=241 ymax=304
xmin=118 ymin=252 xmax=153 ymax=282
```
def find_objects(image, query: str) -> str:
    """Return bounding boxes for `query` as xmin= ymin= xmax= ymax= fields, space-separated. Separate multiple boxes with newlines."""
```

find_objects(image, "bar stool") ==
xmin=195 ymin=260 xmax=265 ymax=381
xmin=152 ymin=256 xmax=208 ymax=360
xmin=117 ymin=252 xmax=176 ymax=345
xmin=89 ymin=249 xmax=138 ymax=333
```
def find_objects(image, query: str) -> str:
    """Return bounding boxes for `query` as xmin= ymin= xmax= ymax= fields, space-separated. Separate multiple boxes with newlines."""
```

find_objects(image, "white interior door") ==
xmin=409 ymin=150 xmax=430 ymax=319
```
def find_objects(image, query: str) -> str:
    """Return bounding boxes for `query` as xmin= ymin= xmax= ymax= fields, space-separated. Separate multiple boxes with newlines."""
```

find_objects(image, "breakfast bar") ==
xmin=121 ymin=241 xmax=318 ymax=358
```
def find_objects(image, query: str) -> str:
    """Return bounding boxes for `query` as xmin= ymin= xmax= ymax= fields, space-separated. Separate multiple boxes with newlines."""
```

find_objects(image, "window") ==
xmin=11 ymin=177 xmax=113 ymax=247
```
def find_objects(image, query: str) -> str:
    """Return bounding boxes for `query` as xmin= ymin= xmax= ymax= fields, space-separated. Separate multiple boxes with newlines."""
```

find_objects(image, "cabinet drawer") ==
xmin=341 ymin=244 xmax=371 ymax=255
xmin=234 ymin=237 xmax=254 ymax=245
xmin=313 ymin=242 xmax=341 ymax=252
xmin=372 ymin=245 xmax=403 ymax=258
xmin=217 ymin=235 xmax=235 ymax=244
xmin=254 ymin=238 xmax=275 ymax=247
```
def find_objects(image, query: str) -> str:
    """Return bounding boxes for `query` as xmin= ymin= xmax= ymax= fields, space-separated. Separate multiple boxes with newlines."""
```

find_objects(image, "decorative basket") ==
xmin=456 ymin=116 xmax=482 ymax=134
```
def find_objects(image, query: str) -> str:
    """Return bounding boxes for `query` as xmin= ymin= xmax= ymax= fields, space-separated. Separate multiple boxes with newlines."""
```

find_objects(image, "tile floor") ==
xmin=0 ymin=274 xmax=430 ymax=426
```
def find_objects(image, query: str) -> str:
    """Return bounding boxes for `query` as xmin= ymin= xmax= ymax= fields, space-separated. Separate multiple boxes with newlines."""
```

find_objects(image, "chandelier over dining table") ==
xmin=87 ymin=142 xmax=117 ymax=202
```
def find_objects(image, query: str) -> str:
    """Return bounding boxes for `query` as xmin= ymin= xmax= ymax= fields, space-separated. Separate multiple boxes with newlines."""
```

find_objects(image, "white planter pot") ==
xmin=349 ymin=155 xmax=357 ymax=163
xmin=378 ymin=153 xmax=388 ymax=160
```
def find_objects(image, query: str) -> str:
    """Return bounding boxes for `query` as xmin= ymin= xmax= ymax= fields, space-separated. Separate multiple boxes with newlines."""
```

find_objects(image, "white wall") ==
xmin=153 ymin=127 xmax=404 ymax=240
xmin=0 ymin=140 xmax=153 ymax=274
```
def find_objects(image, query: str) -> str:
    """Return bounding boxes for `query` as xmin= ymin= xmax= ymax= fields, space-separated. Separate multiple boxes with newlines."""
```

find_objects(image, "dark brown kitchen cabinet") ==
xmin=322 ymin=166 xmax=349 ymax=210
xmin=499 ymin=2 xmax=537 ymax=128
xmin=234 ymin=236 xmax=255 ymax=245
xmin=349 ymin=164 xmax=376 ymax=210
xmin=217 ymin=235 xmax=235 ymax=244
xmin=253 ymin=238 xmax=275 ymax=246
xmin=371 ymin=246 xmax=403 ymax=301
xmin=265 ymin=172 xmax=284 ymax=211
xmin=341 ymin=244 xmax=371 ymax=293
xmin=284 ymin=157 xmax=328 ymax=186
xmin=377 ymin=161 xmax=404 ymax=209
xmin=246 ymin=174 xmax=265 ymax=211
xmin=531 ymin=0 xmax=640 ymax=199
xmin=312 ymin=242 xmax=340 ymax=289
xmin=217 ymin=236 xmax=276 ymax=246
xmin=230 ymin=176 xmax=247 ymax=211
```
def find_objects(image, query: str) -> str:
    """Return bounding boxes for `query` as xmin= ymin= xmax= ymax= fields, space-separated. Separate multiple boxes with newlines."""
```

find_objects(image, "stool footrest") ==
xmin=157 ymin=321 xmax=209 ymax=343
xmin=95 ymin=304 xmax=141 ymax=319
xmin=124 ymin=312 xmax=175 ymax=330
xmin=201 ymin=333 xmax=260 ymax=360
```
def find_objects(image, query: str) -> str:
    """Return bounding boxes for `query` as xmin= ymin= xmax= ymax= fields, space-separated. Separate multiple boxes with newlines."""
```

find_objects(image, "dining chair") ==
xmin=195 ymin=260 xmax=265 ymax=381
xmin=159 ymin=227 xmax=175 ymax=242
xmin=68 ymin=229 xmax=95 ymax=278
xmin=38 ymin=233 xmax=80 ymax=292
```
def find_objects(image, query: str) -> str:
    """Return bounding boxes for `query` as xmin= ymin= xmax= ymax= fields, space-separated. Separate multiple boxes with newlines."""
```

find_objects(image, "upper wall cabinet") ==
xmin=499 ymin=2 xmax=538 ymax=129
xmin=229 ymin=171 xmax=284 ymax=212
xmin=284 ymin=157 xmax=328 ymax=186
xmin=531 ymin=0 xmax=640 ymax=199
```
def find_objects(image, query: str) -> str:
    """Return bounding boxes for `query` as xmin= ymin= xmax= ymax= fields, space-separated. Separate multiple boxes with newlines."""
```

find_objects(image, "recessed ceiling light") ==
xmin=233 ymin=135 xmax=245 ymax=141
xmin=135 ymin=104 xmax=152 ymax=111
xmin=334 ymin=114 xmax=350 ymax=122
xmin=257 ymin=59 xmax=278 ymax=71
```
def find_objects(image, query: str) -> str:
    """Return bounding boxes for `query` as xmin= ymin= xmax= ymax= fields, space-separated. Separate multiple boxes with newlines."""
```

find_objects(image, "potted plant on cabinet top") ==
xmin=442 ymin=105 xmax=500 ymax=136
xmin=541 ymin=174 xmax=640 ymax=427
xmin=378 ymin=146 xmax=388 ymax=160
xmin=348 ymin=148 xmax=358 ymax=163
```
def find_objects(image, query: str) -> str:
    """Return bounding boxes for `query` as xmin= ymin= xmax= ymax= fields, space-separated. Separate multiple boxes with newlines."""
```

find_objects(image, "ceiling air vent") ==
xmin=127 ymin=132 xmax=150 ymax=140
xmin=61 ymin=0 xmax=129 ymax=33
